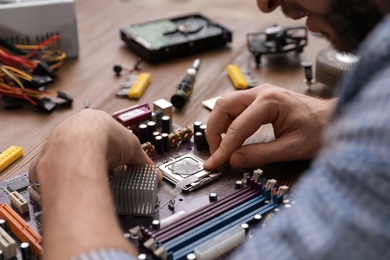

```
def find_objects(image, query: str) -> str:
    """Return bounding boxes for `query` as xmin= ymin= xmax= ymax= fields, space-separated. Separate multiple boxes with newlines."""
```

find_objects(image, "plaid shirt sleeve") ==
xmin=230 ymin=15 xmax=390 ymax=260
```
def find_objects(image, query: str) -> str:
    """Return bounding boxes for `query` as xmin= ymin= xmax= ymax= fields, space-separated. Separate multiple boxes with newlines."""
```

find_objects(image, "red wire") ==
xmin=21 ymin=34 xmax=61 ymax=59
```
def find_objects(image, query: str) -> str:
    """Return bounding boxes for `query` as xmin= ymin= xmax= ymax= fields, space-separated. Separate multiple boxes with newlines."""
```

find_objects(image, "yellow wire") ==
xmin=2 ymin=65 xmax=32 ymax=81
xmin=0 ymin=67 xmax=25 ymax=90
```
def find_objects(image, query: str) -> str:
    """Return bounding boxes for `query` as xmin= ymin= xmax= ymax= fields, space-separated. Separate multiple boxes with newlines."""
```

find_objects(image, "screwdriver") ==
xmin=170 ymin=59 xmax=201 ymax=109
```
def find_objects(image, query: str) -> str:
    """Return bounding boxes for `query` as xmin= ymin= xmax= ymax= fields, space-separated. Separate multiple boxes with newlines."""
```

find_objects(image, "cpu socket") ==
xmin=159 ymin=153 xmax=221 ymax=192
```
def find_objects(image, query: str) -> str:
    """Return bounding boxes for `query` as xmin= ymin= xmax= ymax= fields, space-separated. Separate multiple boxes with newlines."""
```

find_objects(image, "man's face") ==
xmin=257 ymin=0 xmax=383 ymax=53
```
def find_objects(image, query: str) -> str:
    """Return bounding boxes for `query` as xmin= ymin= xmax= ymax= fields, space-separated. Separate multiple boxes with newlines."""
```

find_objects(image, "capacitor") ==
xmin=209 ymin=192 xmax=218 ymax=202
xmin=138 ymin=253 xmax=147 ymax=260
xmin=161 ymin=115 xmax=171 ymax=133
xmin=0 ymin=250 xmax=4 ymax=260
xmin=0 ymin=219 xmax=6 ymax=231
xmin=199 ymin=124 xmax=208 ymax=148
xmin=152 ymin=219 xmax=161 ymax=230
xmin=301 ymin=61 xmax=313 ymax=84
xmin=187 ymin=253 xmax=197 ymax=260
xmin=253 ymin=214 xmax=262 ymax=223
xmin=235 ymin=180 xmax=243 ymax=189
xmin=123 ymin=233 xmax=131 ymax=240
xmin=152 ymin=131 xmax=160 ymax=146
xmin=193 ymin=121 xmax=202 ymax=133
xmin=155 ymin=135 xmax=164 ymax=154
xmin=161 ymin=133 xmax=170 ymax=152
xmin=139 ymin=124 xmax=148 ymax=144
xmin=240 ymin=223 xmax=250 ymax=234
xmin=20 ymin=242 xmax=31 ymax=260
xmin=147 ymin=121 xmax=156 ymax=142
xmin=194 ymin=132 xmax=205 ymax=151
xmin=171 ymin=59 xmax=201 ymax=109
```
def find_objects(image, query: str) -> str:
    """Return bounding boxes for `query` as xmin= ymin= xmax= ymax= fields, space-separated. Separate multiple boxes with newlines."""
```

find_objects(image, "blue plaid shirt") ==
xmin=76 ymin=15 xmax=390 ymax=260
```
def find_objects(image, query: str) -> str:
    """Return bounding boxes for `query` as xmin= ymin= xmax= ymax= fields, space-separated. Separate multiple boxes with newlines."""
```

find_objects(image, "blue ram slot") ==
xmin=172 ymin=203 xmax=278 ymax=260
xmin=163 ymin=195 xmax=266 ymax=254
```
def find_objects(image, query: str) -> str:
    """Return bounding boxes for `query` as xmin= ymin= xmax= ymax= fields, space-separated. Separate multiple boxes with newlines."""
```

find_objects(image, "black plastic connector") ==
xmin=32 ymin=61 xmax=56 ymax=78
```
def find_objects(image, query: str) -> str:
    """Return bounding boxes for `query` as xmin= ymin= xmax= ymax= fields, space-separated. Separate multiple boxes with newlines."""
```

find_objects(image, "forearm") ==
xmin=35 ymin=114 xmax=137 ymax=259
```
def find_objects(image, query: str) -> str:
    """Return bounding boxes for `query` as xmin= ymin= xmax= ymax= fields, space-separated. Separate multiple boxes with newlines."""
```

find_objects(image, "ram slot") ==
xmin=194 ymin=226 xmax=245 ymax=260
xmin=172 ymin=203 xmax=278 ymax=260
xmin=0 ymin=226 xmax=17 ymax=259
xmin=9 ymin=191 xmax=28 ymax=214
xmin=148 ymin=186 xmax=263 ymax=243
xmin=161 ymin=195 xmax=266 ymax=253
xmin=28 ymin=184 xmax=41 ymax=205
xmin=0 ymin=204 xmax=42 ymax=257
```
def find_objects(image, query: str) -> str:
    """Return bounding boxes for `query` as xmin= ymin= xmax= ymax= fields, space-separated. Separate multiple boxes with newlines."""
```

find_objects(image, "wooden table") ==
xmin=0 ymin=0 xmax=330 ymax=181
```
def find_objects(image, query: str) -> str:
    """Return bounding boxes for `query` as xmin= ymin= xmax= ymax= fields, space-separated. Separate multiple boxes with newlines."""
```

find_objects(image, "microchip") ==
xmin=159 ymin=153 xmax=221 ymax=192
xmin=171 ymin=157 xmax=203 ymax=176
xmin=7 ymin=178 xmax=30 ymax=192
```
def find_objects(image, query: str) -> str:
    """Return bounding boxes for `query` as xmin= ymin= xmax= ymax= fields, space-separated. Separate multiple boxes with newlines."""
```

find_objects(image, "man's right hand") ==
xmin=204 ymin=84 xmax=336 ymax=170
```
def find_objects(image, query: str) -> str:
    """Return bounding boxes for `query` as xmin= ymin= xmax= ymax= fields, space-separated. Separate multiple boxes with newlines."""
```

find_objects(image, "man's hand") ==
xmin=28 ymin=110 xmax=161 ymax=260
xmin=204 ymin=84 xmax=336 ymax=169
xmin=29 ymin=109 xmax=162 ymax=183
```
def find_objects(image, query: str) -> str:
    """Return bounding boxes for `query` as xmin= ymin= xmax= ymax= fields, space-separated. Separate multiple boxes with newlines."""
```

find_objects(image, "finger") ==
xmin=205 ymin=99 xmax=276 ymax=169
xmin=229 ymin=132 xmax=308 ymax=168
xmin=206 ymin=91 xmax=257 ymax=154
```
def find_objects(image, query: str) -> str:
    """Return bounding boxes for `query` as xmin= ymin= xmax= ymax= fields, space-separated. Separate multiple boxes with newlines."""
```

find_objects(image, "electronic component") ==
xmin=315 ymin=47 xmax=359 ymax=88
xmin=120 ymin=13 xmax=232 ymax=63
xmin=111 ymin=164 xmax=158 ymax=216
xmin=247 ymin=25 xmax=308 ymax=67
xmin=153 ymin=99 xmax=173 ymax=124
xmin=0 ymin=204 xmax=42 ymax=257
xmin=194 ymin=226 xmax=245 ymax=260
xmin=112 ymin=103 xmax=152 ymax=135
xmin=116 ymin=73 xmax=151 ymax=99
xmin=0 ymin=146 xmax=23 ymax=173
xmin=6 ymin=177 xmax=30 ymax=193
xmin=159 ymin=153 xmax=221 ymax=192
xmin=0 ymin=0 xmax=79 ymax=58
xmin=9 ymin=191 xmax=28 ymax=214
xmin=0 ymin=226 xmax=16 ymax=259
xmin=226 ymin=64 xmax=259 ymax=90
xmin=27 ymin=184 xmax=41 ymax=205
xmin=171 ymin=59 xmax=201 ymax=109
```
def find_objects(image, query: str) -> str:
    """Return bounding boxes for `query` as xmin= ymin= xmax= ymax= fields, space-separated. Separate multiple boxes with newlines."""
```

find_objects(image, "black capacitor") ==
xmin=193 ymin=121 xmax=202 ymax=133
xmin=147 ymin=121 xmax=156 ymax=142
xmin=235 ymin=180 xmax=243 ymax=189
xmin=161 ymin=133 xmax=170 ymax=152
xmin=161 ymin=115 xmax=171 ymax=134
xmin=209 ymin=192 xmax=218 ymax=202
xmin=194 ymin=132 xmax=205 ymax=151
xmin=155 ymin=135 xmax=164 ymax=154
xmin=139 ymin=124 xmax=148 ymax=144
xmin=20 ymin=242 xmax=31 ymax=260
xmin=138 ymin=254 xmax=147 ymax=260
xmin=152 ymin=131 xmax=160 ymax=146
xmin=301 ymin=61 xmax=313 ymax=83
xmin=187 ymin=253 xmax=196 ymax=260
xmin=152 ymin=219 xmax=161 ymax=230
xmin=199 ymin=124 xmax=208 ymax=148
xmin=0 ymin=219 xmax=6 ymax=231
xmin=240 ymin=223 xmax=250 ymax=234
xmin=253 ymin=214 xmax=262 ymax=223
xmin=0 ymin=250 xmax=3 ymax=260
xmin=171 ymin=59 xmax=201 ymax=109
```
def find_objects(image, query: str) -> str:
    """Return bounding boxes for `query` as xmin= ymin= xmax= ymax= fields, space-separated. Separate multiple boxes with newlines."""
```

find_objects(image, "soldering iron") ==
xmin=171 ymin=59 xmax=201 ymax=109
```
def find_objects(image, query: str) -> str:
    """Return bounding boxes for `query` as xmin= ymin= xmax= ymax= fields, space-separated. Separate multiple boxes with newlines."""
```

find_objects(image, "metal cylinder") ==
xmin=161 ymin=115 xmax=171 ymax=134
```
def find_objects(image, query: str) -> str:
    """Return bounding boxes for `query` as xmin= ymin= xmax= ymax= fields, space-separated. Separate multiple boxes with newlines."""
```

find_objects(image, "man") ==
xmin=30 ymin=0 xmax=390 ymax=259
